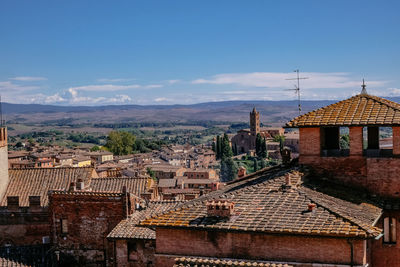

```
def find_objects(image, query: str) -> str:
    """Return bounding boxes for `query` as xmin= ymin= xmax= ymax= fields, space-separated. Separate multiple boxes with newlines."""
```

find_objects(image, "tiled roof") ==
xmin=90 ymin=177 xmax=149 ymax=196
xmin=141 ymin=166 xmax=382 ymax=238
xmin=107 ymin=200 xmax=185 ymax=240
xmin=0 ymin=257 xmax=30 ymax=267
xmin=173 ymin=257 xmax=292 ymax=267
xmin=158 ymin=178 xmax=177 ymax=188
xmin=1 ymin=167 xmax=95 ymax=207
xmin=286 ymin=93 xmax=400 ymax=127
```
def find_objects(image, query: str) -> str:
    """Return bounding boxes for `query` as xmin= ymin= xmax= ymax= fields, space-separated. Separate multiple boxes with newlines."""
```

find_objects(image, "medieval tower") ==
xmin=0 ymin=126 xmax=8 ymax=200
xmin=250 ymin=107 xmax=260 ymax=136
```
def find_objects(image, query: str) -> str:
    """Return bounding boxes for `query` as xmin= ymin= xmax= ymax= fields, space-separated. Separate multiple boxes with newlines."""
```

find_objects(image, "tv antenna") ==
xmin=285 ymin=69 xmax=308 ymax=115
xmin=0 ymin=95 xmax=3 ymax=127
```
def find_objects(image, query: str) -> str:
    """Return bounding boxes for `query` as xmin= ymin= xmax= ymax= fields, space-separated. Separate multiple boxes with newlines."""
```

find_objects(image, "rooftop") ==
xmin=173 ymin=257 xmax=292 ymax=267
xmin=107 ymin=200 xmax=185 ymax=240
xmin=286 ymin=93 xmax=400 ymax=127
xmin=1 ymin=167 xmax=95 ymax=207
xmin=141 ymin=165 xmax=382 ymax=238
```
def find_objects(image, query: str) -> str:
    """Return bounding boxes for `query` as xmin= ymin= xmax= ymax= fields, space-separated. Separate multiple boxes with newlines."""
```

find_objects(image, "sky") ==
xmin=0 ymin=0 xmax=399 ymax=106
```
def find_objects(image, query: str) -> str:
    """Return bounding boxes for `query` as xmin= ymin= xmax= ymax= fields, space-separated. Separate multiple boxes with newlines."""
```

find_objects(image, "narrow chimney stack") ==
xmin=206 ymin=199 xmax=234 ymax=217
xmin=7 ymin=196 xmax=19 ymax=211
xmin=76 ymin=179 xmax=84 ymax=191
xmin=69 ymin=182 xmax=76 ymax=192
xmin=308 ymin=203 xmax=316 ymax=212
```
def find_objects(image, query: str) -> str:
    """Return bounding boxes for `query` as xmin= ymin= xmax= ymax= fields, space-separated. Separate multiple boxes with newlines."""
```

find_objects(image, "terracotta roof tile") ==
xmin=286 ymin=94 xmax=400 ymax=127
xmin=173 ymin=257 xmax=293 ymax=267
xmin=1 ymin=167 xmax=95 ymax=207
xmin=107 ymin=200 xmax=185 ymax=240
xmin=140 ymin=166 xmax=382 ymax=238
xmin=90 ymin=177 xmax=149 ymax=196
xmin=0 ymin=257 xmax=31 ymax=267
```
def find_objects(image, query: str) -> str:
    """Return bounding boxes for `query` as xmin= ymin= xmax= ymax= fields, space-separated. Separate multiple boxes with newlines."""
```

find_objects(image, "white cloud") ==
xmin=0 ymin=81 xmax=40 ymax=91
xmin=166 ymin=79 xmax=181 ymax=84
xmin=9 ymin=76 xmax=47 ymax=81
xmin=192 ymin=72 xmax=387 ymax=89
xmin=154 ymin=97 xmax=169 ymax=102
xmin=97 ymin=78 xmax=135 ymax=83
xmin=68 ymin=83 xmax=162 ymax=92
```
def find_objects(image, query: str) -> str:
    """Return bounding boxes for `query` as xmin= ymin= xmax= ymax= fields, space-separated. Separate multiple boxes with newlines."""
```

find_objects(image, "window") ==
xmin=321 ymin=127 xmax=349 ymax=157
xmin=384 ymin=217 xmax=396 ymax=244
xmin=61 ymin=219 xmax=68 ymax=234
xmin=363 ymin=127 xmax=393 ymax=157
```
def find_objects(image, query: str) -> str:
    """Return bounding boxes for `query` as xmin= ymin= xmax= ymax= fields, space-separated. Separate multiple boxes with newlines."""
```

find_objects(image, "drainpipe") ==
xmin=347 ymin=239 xmax=354 ymax=267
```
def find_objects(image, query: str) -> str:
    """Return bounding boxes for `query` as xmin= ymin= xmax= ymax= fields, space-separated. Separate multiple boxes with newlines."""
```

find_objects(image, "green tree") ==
xmin=220 ymin=157 xmax=238 ymax=182
xmin=273 ymin=135 xmax=286 ymax=151
xmin=260 ymin=137 xmax=268 ymax=158
xmin=211 ymin=141 xmax=216 ymax=153
xmin=105 ymin=131 xmax=136 ymax=155
xmin=253 ymin=158 xmax=258 ymax=172
xmin=216 ymin=135 xmax=222 ymax=160
xmin=147 ymin=167 xmax=156 ymax=181
xmin=255 ymin=133 xmax=263 ymax=156
xmin=90 ymin=145 xmax=100 ymax=152
xmin=221 ymin=133 xmax=233 ymax=159
xmin=260 ymin=158 xmax=266 ymax=169
xmin=340 ymin=134 xmax=350 ymax=149
xmin=120 ymin=131 xmax=135 ymax=154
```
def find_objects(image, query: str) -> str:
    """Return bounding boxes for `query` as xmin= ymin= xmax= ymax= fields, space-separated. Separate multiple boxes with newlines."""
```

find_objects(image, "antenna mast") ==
xmin=0 ymin=95 xmax=3 ymax=127
xmin=285 ymin=69 xmax=308 ymax=115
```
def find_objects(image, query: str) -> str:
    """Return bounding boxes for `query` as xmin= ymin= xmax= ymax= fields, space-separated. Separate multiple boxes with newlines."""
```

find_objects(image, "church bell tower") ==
xmin=250 ymin=107 xmax=260 ymax=136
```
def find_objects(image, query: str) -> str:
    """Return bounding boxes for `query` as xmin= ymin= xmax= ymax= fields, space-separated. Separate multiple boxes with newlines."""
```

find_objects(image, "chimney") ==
xmin=237 ymin=166 xmax=246 ymax=178
xmin=0 ymin=127 xmax=9 ymax=201
xmin=122 ymin=185 xmax=127 ymax=194
xmin=308 ymin=203 xmax=316 ymax=212
xmin=206 ymin=199 xmax=234 ymax=217
xmin=7 ymin=196 xmax=19 ymax=211
xmin=68 ymin=182 xmax=76 ymax=192
xmin=285 ymin=174 xmax=292 ymax=187
xmin=29 ymin=196 xmax=41 ymax=211
xmin=76 ymin=179 xmax=84 ymax=191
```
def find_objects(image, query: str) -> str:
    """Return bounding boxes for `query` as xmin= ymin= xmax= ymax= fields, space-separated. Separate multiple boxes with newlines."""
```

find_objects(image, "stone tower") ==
xmin=250 ymin=107 xmax=260 ymax=136
xmin=0 ymin=127 xmax=8 ymax=201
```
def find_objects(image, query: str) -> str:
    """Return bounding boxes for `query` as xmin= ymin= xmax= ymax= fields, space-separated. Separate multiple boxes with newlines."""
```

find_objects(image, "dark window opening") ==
xmin=321 ymin=127 xmax=349 ymax=157
xmin=363 ymin=127 xmax=393 ymax=157
xmin=383 ymin=217 xmax=396 ymax=244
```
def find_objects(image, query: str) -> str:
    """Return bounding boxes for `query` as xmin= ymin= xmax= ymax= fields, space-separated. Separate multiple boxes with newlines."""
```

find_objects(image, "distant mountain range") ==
xmin=3 ymin=97 xmax=400 ymax=124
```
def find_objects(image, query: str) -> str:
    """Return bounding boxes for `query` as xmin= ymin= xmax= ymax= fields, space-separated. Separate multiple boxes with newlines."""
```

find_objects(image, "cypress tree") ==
xmin=216 ymin=136 xmax=221 ymax=160
xmin=253 ymin=158 xmax=258 ymax=172
xmin=260 ymin=137 xmax=268 ymax=158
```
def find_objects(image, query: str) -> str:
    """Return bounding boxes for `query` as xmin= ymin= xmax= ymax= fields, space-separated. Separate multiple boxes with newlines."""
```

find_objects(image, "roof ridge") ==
xmin=286 ymin=93 xmax=400 ymax=127
xmin=141 ymin=166 xmax=289 ymax=222
xmin=297 ymin=186 xmax=381 ymax=237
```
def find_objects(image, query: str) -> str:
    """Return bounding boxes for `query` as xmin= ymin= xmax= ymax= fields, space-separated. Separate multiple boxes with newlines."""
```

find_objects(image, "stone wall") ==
xmin=155 ymin=228 xmax=367 ymax=266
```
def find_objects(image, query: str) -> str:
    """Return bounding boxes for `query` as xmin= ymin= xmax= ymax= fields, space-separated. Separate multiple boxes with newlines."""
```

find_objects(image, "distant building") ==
xmin=231 ymin=107 xmax=284 ymax=154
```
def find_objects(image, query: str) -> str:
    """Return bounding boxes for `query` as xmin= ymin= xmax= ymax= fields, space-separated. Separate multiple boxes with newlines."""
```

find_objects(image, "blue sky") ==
xmin=1 ymin=1 xmax=399 ymax=105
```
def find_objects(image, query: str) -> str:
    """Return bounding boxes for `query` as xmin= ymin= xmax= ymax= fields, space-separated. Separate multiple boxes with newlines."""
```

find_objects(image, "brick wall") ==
xmin=301 ymin=154 xmax=400 ymax=197
xmin=299 ymin=128 xmax=320 ymax=156
xmin=0 ymin=208 xmax=49 ymax=246
xmin=370 ymin=210 xmax=400 ymax=267
xmin=49 ymin=192 xmax=133 ymax=265
xmin=155 ymin=228 xmax=366 ymax=266
xmin=349 ymin=126 xmax=363 ymax=156
xmin=393 ymin=127 xmax=400 ymax=155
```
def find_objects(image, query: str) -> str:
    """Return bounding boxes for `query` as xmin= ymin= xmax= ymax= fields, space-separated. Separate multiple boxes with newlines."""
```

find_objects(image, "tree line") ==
xmin=104 ymin=131 xmax=166 ymax=155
